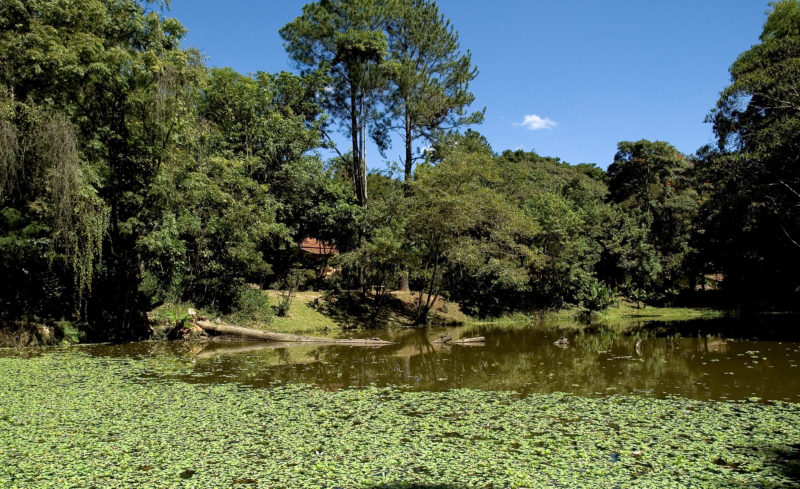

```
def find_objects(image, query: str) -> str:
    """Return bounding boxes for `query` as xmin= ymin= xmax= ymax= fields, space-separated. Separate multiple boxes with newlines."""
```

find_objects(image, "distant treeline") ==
xmin=1 ymin=0 xmax=799 ymax=340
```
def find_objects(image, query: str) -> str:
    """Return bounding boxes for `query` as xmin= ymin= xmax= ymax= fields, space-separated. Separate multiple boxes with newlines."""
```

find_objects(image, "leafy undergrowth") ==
xmin=1 ymin=350 xmax=799 ymax=488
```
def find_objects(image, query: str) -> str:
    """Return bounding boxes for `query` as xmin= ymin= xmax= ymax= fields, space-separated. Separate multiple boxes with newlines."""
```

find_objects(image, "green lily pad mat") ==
xmin=1 ymin=350 xmax=799 ymax=488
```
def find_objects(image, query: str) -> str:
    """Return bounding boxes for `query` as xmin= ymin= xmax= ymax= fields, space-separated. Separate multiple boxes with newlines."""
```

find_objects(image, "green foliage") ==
xmin=383 ymin=0 xmax=484 ymax=186
xmin=579 ymin=277 xmax=615 ymax=311
xmin=7 ymin=0 xmax=800 ymax=339
xmin=409 ymin=150 xmax=540 ymax=318
xmin=143 ymin=152 xmax=287 ymax=312
xmin=0 ymin=0 xmax=201 ymax=338
xmin=281 ymin=0 xmax=395 ymax=207
xmin=275 ymin=270 xmax=304 ymax=317
xmin=164 ymin=310 xmax=189 ymax=329
xmin=428 ymin=128 xmax=494 ymax=162
xmin=1 ymin=350 xmax=800 ymax=487
xmin=607 ymin=140 xmax=700 ymax=300
xmin=0 ymin=0 xmax=352 ymax=336
xmin=339 ymin=225 xmax=412 ymax=317
xmin=233 ymin=287 xmax=272 ymax=323
xmin=56 ymin=320 xmax=80 ymax=344
xmin=701 ymin=0 xmax=800 ymax=306
xmin=762 ymin=0 xmax=800 ymax=40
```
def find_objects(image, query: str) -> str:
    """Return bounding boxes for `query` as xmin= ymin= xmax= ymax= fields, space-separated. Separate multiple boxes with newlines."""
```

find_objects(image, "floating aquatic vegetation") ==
xmin=0 ymin=350 xmax=799 ymax=488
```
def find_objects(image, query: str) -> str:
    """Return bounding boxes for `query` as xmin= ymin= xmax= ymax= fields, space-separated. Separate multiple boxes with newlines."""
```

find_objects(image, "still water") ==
xmin=78 ymin=317 xmax=800 ymax=401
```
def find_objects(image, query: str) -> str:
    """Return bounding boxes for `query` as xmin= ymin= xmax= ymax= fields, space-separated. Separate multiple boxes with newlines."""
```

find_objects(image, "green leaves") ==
xmin=1 ymin=349 xmax=799 ymax=488
xmin=699 ymin=0 xmax=800 ymax=306
xmin=606 ymin=140 xmax=700 ymax=300
xmin=333 ymin=29 xmax=389 ymax=66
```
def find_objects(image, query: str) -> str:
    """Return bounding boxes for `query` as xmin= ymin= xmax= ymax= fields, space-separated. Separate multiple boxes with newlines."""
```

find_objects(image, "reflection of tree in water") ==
xmin=81 ymin=322 xmax=800 ymax=400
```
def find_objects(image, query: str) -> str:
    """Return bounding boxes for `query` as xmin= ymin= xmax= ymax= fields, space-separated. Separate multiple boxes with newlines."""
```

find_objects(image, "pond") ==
xmin=2 ymin=317 xmax=800 ymax=488
xmin=83 ymin=317 xmax=800 ymax=401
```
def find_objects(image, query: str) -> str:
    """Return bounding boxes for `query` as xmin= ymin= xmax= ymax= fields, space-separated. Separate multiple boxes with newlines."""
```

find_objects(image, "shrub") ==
xmin=233 ymin=287 xmax=272 ymax=322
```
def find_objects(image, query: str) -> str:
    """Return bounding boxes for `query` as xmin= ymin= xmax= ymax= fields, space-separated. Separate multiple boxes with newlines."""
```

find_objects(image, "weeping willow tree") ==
xmin=37 ymin=115 xmax=109 ymax=307
xmin=0 ymin=116 xmax=19 ymax=197
xmin=0 ymin=102 xmax=109 ymax=322
xmin=0 ymin=0 xmax=199 ymax=339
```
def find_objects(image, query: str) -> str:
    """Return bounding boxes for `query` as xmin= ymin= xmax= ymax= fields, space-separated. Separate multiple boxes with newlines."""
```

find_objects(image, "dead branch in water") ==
xmin=193 ymin=319 xmax=394 ymax=346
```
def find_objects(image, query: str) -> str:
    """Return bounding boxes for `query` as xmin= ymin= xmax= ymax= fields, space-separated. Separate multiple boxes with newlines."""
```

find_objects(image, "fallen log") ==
xmin=194 ymin=319 xmax=394 ymax=346
xmin=433 ymin=335 xmax=485 ymax=345
xmin=452 ymin=336 xmax=485 ymax=344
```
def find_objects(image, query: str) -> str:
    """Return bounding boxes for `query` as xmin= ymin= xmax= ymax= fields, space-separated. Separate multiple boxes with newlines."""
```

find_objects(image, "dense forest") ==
xmin=1 ymin=0 xmax=799 ymax=342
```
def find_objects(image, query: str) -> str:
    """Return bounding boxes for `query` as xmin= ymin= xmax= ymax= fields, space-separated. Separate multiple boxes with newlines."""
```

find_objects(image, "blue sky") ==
xmin=169 ymin=0 xmax=768 ymax=170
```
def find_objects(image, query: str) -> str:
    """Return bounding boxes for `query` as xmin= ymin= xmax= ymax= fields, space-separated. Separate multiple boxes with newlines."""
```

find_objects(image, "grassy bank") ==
xmin=149 ymin=293 xmax=727 ymax=338
xmin=1 ymin=349 xmax=799 ymax=488
xmin=148 ymin=292 xmax=336 ymax=337
xmin=544 ymin=301 xmax=726 ymax=331
xmin=148 ymin=290 xmax=472 ymax=336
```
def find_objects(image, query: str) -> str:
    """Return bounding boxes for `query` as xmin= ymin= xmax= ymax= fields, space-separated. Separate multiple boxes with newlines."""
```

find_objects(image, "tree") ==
xmin=383 ymin=0 xmax=484 ymax=192
xmin=408 ymin=150 xmax=540 ymax=320
xmin=281 ymin=1 xmax=394 ymax=208
xmin=0 ymin=0 xmax=201 ymax=339
xmin=702 ymin=0 xmax=800 ymax=305
xmin=143 ymin=66 xmax=357 ymax=311
xmin=607 ymin=140 xmax=700 ymax=300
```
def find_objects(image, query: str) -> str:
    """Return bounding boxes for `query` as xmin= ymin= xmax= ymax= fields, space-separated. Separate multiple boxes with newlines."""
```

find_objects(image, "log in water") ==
xmin=194 ymin=319 xmax=394 ymax=346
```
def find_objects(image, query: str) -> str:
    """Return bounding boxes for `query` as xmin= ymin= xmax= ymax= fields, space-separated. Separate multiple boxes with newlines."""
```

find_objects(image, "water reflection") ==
xmin=76 ymin=319 xmax=800 ymax=401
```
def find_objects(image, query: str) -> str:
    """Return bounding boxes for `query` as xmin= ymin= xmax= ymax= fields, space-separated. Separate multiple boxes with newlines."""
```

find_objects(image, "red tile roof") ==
xmin=300 ymin=237 xmax=338 ymax=256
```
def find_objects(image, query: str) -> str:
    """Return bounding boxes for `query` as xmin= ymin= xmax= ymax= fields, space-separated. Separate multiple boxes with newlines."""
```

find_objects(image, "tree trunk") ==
xmin=432 ymin=336 xmax=485 ymax=344
xmin=399 ymin=270 xmax=410 ymax=291
xmin=403 ymin=109 xmax=413 ymax=197
xmin=194 ymin=319 xmax=394 ymax=345
xmin=350 ymin=87 xmax=364 ymax=207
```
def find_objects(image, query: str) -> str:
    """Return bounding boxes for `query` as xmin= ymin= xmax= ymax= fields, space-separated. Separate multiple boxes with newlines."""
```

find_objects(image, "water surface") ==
xmin=73 ymin=317 xmax=800 ymax=401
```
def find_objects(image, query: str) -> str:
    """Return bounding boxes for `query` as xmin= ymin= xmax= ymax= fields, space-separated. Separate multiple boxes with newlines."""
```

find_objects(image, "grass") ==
xmin=266 ymin=290 xmax=337 ymax=335
xmin=388 ymin=290 xmax=471 ymax=325
xmin=1 ymin=348 xmax=799 ymax=488
xmin=148 ymin=293 xmax=728 ymax=339
xmin=148 ymin=289 xmax=473 ymax=337
xmin=148 ymin=292 xmax=334 ymax=337
xmin=545 ymin=301 xmax=726 ymax=331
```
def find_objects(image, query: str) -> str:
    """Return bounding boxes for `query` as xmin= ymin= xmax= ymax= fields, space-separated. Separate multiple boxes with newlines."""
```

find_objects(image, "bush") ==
xmin=273 ymin=269 xmax=303 ymax=317
xmin=233 ymin=287 xmax=272 ymax=322
xmin=580 ymin=280 xmax=615 ymax=311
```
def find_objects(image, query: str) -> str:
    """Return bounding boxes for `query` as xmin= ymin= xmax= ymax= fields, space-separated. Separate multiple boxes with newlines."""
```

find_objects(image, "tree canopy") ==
xmin=701 ymin=0 xmax=800 ymax=305
xmin=2 ymin=0 xmax=799 ymax=342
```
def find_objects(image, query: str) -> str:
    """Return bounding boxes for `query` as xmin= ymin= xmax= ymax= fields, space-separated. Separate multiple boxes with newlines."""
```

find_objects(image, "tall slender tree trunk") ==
xmin=399 ymin=106 xmax=412 ymax=292
xmin=403 ymin=109 xmax=413 ymax=197
xmin=400 ymin=112 xmax=411 ymax=294
xmin=350 ymin=89 xmax=367 ymax=292
xmin=350 ymin=87 xmax=363 ymax=207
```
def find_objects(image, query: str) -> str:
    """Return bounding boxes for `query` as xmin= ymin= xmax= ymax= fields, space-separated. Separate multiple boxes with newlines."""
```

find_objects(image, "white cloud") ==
xmin=514 ymin=114 xmax=557 ymax=130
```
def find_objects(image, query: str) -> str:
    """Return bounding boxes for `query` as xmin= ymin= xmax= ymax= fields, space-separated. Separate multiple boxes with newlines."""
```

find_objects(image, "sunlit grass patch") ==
xmin=265 ymin=290 xmax=336 ymax=335
xmin=545 ymin=302 xmax=726 ymax=331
